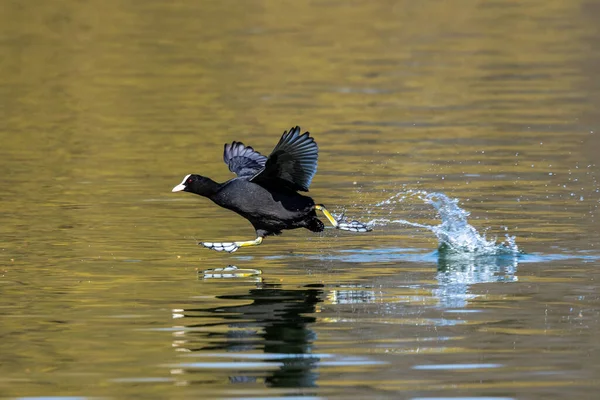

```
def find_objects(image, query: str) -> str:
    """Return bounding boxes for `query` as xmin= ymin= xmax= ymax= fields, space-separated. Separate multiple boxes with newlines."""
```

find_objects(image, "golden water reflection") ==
xmin=1 ymin=0 xmax=600 ymax=398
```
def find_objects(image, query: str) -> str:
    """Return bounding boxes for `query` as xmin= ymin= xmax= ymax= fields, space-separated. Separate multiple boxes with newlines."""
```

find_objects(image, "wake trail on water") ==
xmin=364 ymin=190 xmax=519 ymax=255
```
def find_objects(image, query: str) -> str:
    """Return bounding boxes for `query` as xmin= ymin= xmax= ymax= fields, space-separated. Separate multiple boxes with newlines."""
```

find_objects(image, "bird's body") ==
xmin=172 ymin=126 xmax=370 ymax=253
xmin=206 ymin=177 xmax=323 ymax=237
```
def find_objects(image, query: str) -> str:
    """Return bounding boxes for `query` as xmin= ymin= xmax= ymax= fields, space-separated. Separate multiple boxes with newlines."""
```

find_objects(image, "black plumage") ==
xmin=172 ymin=126 xmax=371 ymax=253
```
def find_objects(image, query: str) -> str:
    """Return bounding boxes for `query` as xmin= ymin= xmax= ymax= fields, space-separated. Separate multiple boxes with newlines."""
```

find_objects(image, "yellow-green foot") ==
xmin=315 ymin=204 xmax=373 ymax=233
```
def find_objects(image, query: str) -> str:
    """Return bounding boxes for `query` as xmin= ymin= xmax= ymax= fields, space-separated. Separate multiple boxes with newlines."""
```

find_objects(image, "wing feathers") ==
xmin=250 ymin=126 xmax=318 ymax=192
xmin=223 ymin=141 xmax=267 ymax=178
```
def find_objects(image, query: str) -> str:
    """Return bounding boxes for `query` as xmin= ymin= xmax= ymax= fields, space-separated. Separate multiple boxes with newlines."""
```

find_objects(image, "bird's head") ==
xmin=172 ymin=174 xmax=218 ymax=197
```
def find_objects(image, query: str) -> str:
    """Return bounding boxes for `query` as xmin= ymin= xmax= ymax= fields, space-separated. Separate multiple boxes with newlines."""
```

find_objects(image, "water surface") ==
xmin=1 ymin=0 xmax=600 ymax=399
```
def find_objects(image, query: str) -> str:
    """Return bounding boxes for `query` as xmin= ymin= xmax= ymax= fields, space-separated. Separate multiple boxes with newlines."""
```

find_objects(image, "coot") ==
xmin=172 ymin=126 xmax=371 ymax=252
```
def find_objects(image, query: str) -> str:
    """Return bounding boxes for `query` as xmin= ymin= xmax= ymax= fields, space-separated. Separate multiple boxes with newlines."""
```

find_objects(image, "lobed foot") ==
xmin=199 ymin=241 xmax=240 ymax=253
xmin=316 ymin=204 xmax=373 ymax=233
xmin=335 ymin=213 xmax=373 ymax=233
xmin=338 ymin=220 xmax=372 ymax=232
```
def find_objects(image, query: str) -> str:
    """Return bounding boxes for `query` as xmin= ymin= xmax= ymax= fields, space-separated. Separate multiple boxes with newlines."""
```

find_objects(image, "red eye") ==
xmin=187 ymin=179 xmax=193 ymax=184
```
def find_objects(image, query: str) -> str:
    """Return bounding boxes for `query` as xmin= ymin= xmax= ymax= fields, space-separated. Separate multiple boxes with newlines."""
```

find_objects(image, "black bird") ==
xmin=172 ymin=126 xmax=371 ymax=253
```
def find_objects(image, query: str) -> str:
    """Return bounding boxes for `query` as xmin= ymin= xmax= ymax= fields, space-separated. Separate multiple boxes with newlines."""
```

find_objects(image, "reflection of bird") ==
xmin=175 ymin=283 xmax=324 ymax=388
xmin=172 ymin=126 xmax=371 ymax=252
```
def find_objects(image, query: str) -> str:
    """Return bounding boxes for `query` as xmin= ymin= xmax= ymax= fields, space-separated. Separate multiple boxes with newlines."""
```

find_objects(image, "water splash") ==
xmin=371 ymin=191 xmax=519 ymax=255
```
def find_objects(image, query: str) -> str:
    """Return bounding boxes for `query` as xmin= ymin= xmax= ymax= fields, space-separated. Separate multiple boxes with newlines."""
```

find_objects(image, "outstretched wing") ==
xmin=223 ymin=141 xmax=268 ymax=178
xmin=250 ymin=126 xmax=318 ymax=192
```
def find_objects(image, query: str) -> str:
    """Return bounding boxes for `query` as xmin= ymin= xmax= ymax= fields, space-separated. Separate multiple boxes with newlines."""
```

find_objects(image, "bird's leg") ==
xmin=315 ymin=204 xmax=372 ymax=233
xmin=236 ymin=236 xmax=264 ymax=248
xmin=199 ymin=236 xmax=263 ymax=253
xmin=314 ymin=205 xmax=340 ymax=227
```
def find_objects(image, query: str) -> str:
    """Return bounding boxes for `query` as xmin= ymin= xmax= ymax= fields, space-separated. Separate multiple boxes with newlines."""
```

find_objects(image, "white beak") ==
xmin=172 ymin=174 xmax=191 ymax=193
